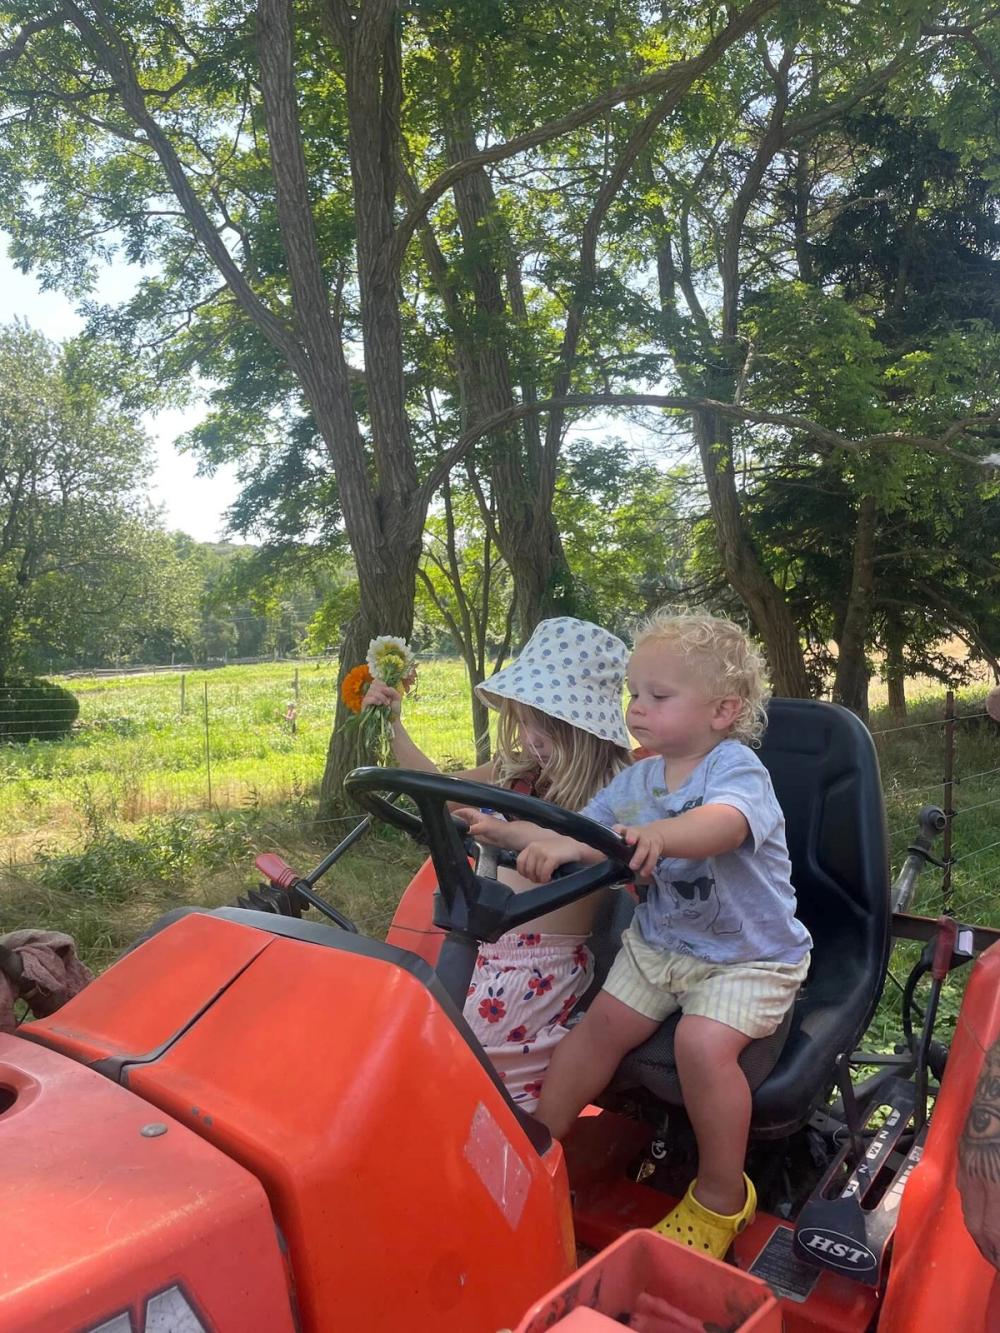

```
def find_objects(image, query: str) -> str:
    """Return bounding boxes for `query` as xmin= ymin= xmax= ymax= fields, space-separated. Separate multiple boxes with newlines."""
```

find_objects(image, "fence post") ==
xmin=180 ymin=673 xmax=186 ymax=715
xmin=294 ymin=666 xmax=299 ymax=700
xmin=942 ymin=689 xmax=955 ymax=915
xmin=203 ymin=680 xmax=213 ymax=810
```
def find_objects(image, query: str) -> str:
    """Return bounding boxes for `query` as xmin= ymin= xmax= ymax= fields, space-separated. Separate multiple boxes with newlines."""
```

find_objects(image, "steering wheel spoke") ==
xmin=345 ymin=767 xmax=634 ymax=934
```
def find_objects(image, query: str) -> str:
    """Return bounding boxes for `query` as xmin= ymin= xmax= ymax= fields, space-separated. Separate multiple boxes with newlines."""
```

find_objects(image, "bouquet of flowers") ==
xmin=340 ymin=635 xmax=416 ymax=765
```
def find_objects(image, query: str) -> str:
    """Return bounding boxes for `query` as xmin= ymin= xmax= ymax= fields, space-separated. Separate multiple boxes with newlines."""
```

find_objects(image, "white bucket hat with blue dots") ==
xmin=475 ymin=617 xmax=630 ymax=749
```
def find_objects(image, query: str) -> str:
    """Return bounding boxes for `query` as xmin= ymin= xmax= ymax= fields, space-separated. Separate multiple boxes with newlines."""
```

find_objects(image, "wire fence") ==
xmin=872 ymin=689 xmax=1000 ymax=927
xmin=0 ymin=658 xmax=488 ymax=848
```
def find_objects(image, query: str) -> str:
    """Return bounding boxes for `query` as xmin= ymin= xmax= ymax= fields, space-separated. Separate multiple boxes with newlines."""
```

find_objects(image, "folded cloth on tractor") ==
xmin=0 ymin=929 xmax=93 ymax=1033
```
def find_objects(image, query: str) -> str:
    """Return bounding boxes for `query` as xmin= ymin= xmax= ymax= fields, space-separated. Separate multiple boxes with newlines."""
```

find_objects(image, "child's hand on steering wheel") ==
xmin=517 ymin=834 xmax=587 ymax=883
xmin=453 ymin=808 xmax=511 ymax=847
xmin=613 ymin=821 xmax=671 ymax=881
xmin=453 ymin=809 xmax=544 ymax=853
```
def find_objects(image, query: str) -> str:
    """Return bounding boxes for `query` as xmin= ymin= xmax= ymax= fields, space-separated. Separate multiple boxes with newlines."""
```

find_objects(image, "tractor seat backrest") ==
xmin=759 ymin=698 xmax=890 ymax=983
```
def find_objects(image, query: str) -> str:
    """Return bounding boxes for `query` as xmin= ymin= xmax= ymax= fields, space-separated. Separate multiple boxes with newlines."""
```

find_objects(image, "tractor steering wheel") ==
xmin=344 ymin=767 xmax=635 ymax=1006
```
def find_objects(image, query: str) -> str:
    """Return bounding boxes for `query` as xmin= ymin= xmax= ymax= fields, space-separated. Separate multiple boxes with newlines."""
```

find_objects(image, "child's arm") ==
xmin=515 ymin=768 xmax=631 ymax=882
xmin=517 ymin=834 xmax=604 ymax=882
xmin=518 ymin=803 xmax=750 ymax=883
xmin=362 ymin=682 xmax=495 ymax=783
xmin=452 ymin=811 xmax=546 ymax=852
xmin=615 ymin=804 xmax=749 ymax=878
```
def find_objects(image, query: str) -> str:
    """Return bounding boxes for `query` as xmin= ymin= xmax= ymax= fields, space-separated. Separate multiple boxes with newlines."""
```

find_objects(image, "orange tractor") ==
xmin=1 ymin=700 xmax=998 ymax=1331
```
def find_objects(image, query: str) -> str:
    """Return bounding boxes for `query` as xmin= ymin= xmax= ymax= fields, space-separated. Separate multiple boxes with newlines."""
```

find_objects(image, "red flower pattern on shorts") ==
xmin=479 ymin=997 xmax=507 ymax=1023
xmin=505 ymin=1021 xmax=538 ymax=1054
xmin=463 ymin=936 xmax=595 ymax=1107
xmin=526 ymin=972 xmax=555 ymax=1000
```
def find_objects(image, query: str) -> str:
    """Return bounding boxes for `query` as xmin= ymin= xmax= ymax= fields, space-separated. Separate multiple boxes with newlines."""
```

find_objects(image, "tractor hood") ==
xmin=11 ymin=906 xmax=575 ymax=1333
xmin=0 ymin=1034 xmax=295 ymax=1333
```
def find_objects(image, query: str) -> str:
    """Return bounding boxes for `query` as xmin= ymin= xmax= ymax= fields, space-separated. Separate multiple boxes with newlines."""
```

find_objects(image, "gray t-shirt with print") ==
xmin=581 ymin=739 xmax=812 ymax=965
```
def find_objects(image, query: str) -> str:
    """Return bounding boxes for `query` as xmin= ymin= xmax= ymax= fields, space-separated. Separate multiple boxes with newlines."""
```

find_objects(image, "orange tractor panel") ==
xmin=0 ymin=1035 xmax=295 ymax=1333
xmin=30 ymin=911 xmax=576 ymax=1333
xmin=878 ymin=941 xmax=1000 ymax=1332
xmin=31 ymin=911 xmax=271 ymax=1066
xmin=385 ymin=854 xmax=446 ymax=966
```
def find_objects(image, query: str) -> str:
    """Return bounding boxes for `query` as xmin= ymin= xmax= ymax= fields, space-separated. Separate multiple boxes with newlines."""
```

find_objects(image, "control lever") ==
xmin=891 ymin=806 xmax=947 ymax=912
xmin=835 ymin=1051 xmax=866 ymax=1165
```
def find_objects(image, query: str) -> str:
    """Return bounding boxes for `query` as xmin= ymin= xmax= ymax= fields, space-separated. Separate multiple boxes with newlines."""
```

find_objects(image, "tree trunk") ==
xmin=470 ymin=689 xmax=492 ymax=765
xmin=885 ymin=619 xmax=907 ymax=722
xmin=501 ymin=511 xmax=574 ymax=640
xmin=443 ymin=108 xmax=574 ymax=642
xmin=793 ymin=145 xmax=814 ymax=284
xmin=692 ymin=409 xmax=811 ymax=697
xmin=312 ymin=7 xmax=426 ymax=818
xmin=649 ymin=67 xmax=809 ymax=699
xmin=832 ymin=495 xmax=878 ymax=721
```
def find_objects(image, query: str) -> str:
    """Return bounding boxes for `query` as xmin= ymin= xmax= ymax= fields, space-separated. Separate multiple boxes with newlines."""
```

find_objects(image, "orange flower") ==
xmin=341 ymin=663 xmax=372 ymax=714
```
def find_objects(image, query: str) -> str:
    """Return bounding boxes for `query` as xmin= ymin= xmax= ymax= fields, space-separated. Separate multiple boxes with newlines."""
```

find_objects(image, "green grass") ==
xmin=0 ymin=804 xmax=425 ymax=974
xmin=876 ymin=685 xmax=1000 ymax=929
xmin=0 ymin=658 xmax=469 ymax=970
xmin=0 ymin=658 xmax=483 ymax=849
xmin=1 ymin=659 xmax=998 ymax=1058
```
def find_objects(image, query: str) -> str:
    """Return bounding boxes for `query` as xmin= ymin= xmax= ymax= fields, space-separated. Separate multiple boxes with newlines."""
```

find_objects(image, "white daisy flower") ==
xmin=366 ymin=635 xmax=415 ymax=684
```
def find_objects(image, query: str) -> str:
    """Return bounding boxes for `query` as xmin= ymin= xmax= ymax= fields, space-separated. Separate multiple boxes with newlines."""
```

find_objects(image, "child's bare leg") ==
xmin=535 ymin=992 xmax=661 ymax=1139
xmin=674 ymin=1015 xmax=753 ymax=1215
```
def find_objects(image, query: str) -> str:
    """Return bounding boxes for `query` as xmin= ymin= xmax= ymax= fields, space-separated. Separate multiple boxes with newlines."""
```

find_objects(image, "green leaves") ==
xmin=0 ymin=323 xmax=199 ymax=675
xmin=742 ymin=281 xmax=888 ymax=436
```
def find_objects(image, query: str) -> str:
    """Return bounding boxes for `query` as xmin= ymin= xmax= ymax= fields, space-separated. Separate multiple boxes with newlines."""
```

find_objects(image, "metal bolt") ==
xmin=140 ymin=1122 xmax=168 ymax=1138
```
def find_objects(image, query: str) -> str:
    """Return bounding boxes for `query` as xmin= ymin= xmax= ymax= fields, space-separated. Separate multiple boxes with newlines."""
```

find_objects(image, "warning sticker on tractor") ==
xmin=748 ymin=1226 xmax=821 ymax=1303
xmin=463 ymin=1101 xmax=530 ymax=1230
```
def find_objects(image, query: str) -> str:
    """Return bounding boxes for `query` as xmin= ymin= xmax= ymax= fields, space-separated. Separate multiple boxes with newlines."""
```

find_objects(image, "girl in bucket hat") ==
xmin=362 ymin=616 xmax=632 ymax=1109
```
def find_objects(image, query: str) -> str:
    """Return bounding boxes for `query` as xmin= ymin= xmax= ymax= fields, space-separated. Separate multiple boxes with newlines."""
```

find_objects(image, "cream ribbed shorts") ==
xmin=604 ymin=921 xmax=810 ymax=1038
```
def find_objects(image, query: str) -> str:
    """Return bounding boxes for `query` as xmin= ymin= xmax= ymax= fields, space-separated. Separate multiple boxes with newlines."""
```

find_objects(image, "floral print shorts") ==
xmin=464 ymin=931 xmax=595 ymax=1111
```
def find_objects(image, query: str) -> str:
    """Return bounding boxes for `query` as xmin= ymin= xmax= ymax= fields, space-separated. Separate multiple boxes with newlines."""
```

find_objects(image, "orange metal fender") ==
xmin=386 ymin=854 xmax=446 ymax=965
xmin=878 ymin=941 xmax=1000 ymax=1331
xmin=0 ymin=1034 xmax=295 ymax=1333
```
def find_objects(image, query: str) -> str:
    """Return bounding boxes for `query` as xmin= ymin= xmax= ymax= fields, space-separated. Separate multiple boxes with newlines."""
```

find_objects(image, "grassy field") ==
xmin=0 ymin=658 xmax=481 ymax=850
xmin=1 ymin=658 xmax=998 ymax=1054
xmin=0 ymin=658 xmax=481 ymax=973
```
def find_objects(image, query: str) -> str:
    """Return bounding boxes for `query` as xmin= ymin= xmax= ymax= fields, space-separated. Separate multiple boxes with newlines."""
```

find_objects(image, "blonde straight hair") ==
xmin=492 ymin=700 xmax=632 ymax=812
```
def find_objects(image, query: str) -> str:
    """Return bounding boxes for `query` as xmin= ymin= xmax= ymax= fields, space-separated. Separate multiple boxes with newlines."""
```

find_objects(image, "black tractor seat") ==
xmin=584 ymin=700 xmax=891 ymax=1141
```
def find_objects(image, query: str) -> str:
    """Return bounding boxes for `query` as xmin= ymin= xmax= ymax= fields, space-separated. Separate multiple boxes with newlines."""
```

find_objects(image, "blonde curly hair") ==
xmin=633 ymin=608 xmax=770 ymax=746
